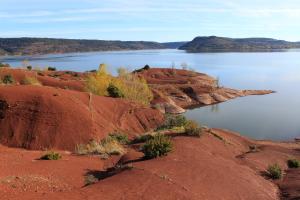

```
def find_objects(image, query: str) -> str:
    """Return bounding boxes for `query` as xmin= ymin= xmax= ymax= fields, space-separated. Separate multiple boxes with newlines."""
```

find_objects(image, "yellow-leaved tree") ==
xmin=85 ymin=64 xmax=112 ymax=96
xmin=86 ymin=65 xmax=153 ymax=105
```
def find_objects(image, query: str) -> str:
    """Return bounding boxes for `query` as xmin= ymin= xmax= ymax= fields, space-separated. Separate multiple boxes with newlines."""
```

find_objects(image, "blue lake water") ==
xmin=1 ymin=49 xmax=300 ymax=141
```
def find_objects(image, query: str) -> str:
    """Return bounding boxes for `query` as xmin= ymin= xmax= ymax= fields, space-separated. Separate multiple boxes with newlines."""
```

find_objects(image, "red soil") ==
xmin=0 ymin=85 xmax=163 ymax=150
xmin=1 ymin=129 xmax=299 ymax=200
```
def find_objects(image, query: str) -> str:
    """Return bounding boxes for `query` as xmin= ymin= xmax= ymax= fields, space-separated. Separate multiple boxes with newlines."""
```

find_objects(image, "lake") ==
xmin=1 ymin=49 xmax=300 ymax=141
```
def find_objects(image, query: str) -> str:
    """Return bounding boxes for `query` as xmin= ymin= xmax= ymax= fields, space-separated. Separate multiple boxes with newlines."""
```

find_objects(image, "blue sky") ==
xmin=1 ymin=0 xmax=300 ymax=42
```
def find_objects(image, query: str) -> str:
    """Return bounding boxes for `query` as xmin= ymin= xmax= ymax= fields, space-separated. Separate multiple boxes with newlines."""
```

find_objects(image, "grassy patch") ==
xmin=141 ymin=134 xmax=173 ymax=159
xmin=184 ymin=120 xmax=202 ymax=137
xmin=157 ymin=114 xmax=188 ymax=130
xmin=75 ymin=136 xmax=126 ymax=157
xmin=21 ymin=76 xmax=41 ymax=86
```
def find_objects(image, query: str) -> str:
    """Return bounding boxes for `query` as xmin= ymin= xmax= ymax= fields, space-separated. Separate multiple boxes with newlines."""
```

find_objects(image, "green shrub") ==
xmin=141 ymin=134 xmax=173 ymax=159
xmin=26 ymin=66 xmax=32 ymax=70
xmin=108 ymin=133 xmax=129 ymax=145
xmin=184 ymin=120 xmax=202 ymax=137
xmin=287 ymin=159 xmax=300 ymax=168
xmin=48 ymin=67 xmax=56 ymax=71
xmin=267 ymin=164 xmax=282 ymax=179
xmin=40 ymin=151 xmax=62 ymax=160
xmin=3 ymin=75 xmax=15 ymax=84
xmin=158 ymin=115 xmax=188 ymax=130
xmin=107 ymin=83 xmax=124 ymax=98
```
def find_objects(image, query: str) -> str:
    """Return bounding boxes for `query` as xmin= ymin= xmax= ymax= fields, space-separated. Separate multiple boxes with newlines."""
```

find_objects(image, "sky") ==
xmin=1 ymin=0 xmax=300 ymax=42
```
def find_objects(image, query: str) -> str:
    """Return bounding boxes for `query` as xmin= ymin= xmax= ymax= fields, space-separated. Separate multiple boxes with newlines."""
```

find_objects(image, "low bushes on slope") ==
xmin=157 ymin=114 xmax=202 ymax=137
xmin=141 ymin=134 xmax=173 ymax=159
xmin=75 ymin=134 xmax=127 ymax=157
xmin=184 ymin=120 xmax=202 ymax=137
xmin=267 ymin=164 xmax=282 ymax=179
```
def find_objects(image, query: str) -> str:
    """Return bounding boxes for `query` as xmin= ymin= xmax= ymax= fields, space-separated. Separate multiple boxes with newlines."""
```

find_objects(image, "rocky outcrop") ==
xmin=138 ymin=68 xmax=274 ymax=113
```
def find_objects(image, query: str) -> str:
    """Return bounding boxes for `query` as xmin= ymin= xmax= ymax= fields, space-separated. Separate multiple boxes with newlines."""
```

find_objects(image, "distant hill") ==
xmin=0 ymin=38 xmax=171 ymax=56
xmin=162 ymin=41 xmax=188 ymax=49
xmin=179 ymin=36 xmax=300 ymax=52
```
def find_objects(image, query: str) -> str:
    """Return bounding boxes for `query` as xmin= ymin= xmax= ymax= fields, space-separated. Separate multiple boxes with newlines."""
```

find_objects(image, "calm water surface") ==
xmin=1 ymin=49 xmax=300 ymax=141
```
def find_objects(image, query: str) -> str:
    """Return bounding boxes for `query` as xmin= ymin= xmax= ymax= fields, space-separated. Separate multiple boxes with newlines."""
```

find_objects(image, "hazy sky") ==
xmin=1 ymin=0 xmax=300 ymax=42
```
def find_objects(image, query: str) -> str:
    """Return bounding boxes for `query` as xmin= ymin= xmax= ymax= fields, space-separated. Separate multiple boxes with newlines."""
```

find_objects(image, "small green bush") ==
xmin=267 ymin=164 xmax=282 ymax=179
xmin=287 ymin=159 xmax=300 ymax=168
xmin=158 ymin=115 xmax=188 ymax=130
xmin=40 ymin=151 xmax=62 ymax=160
xmin=184 ymin=120 xmax=202 ymax=137
xmin=48 ymin=67 xmax=56 ymax=71
xmin=26 ymin=66 xmax=32 ymax=70
xmin=107 ymin=83 xmax=124 ymax=98
xmin=3 ymin=75 xmax=15 ymax=84
xmin=141 ymin=134 xmax=173 ymax=159
xmin=108 ymin=133 xmax=129 ymax=145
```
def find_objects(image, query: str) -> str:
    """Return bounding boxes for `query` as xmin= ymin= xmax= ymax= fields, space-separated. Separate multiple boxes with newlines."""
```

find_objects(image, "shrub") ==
xmin=107 ymin=83 xmax=124 ymax=98
xmin=85 ymin=64 xmax=111 ymax=96
xmin=158 ymin=114 xmax=188 ymax=130
xmin=287 ymin=159 xmax=300 ymax=168
xmin=115 ymin=70 xmax=153 ymax=105
xmin=108 ymin=133 xmax=129 ymax=145
xmin=141 ymin=134 xmax=173 ymax=159
xmin=86 ymin=65 xmax=153 ymax=105
xmin=133 ymin=65 xmax=151 ymax=73
xmin=26 ymin=66 xmax=32 ymax=70
xmin=21 ymin=76 xmax=41 ymax=86
xmin=2 ymin=75 xmax=15 ymax=84
xmin=40 ymin=151 xmax=62 ymax=160
xmin=267 ymin=164 xmax=282 ymax=179
xmin=48 ymin=67 xmax=56 ymax=71
xmin=184 ymin=120 xmax=202 ymax=137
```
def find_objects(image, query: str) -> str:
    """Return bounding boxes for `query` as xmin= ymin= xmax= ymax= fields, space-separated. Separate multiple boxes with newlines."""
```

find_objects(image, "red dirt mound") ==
xmin=0 ymin=85 xmax=163 ymax=150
